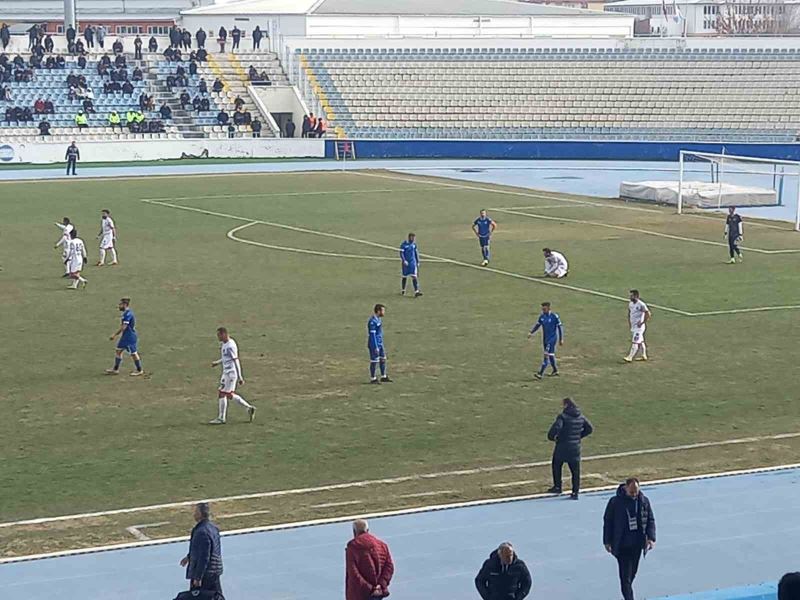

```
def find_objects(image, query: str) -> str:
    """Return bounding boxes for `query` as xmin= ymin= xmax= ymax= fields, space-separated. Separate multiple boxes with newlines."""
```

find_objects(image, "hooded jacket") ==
xmin=603 ymin=485 xmax=656 ymax=556
xmin=475 ymin=550 xmax=532 ymax=600
xmin=345 ymin=532 xmax=394 ymax=600
xmin=547 ymin=404 xmax=593 ymax=458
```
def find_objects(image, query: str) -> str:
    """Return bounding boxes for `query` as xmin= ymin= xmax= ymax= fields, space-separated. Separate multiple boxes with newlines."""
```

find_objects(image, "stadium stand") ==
xmin=297 ymin=46 xmax=800 ymax=142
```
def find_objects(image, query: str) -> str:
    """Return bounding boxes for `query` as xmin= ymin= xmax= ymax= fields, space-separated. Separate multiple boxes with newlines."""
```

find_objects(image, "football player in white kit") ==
xmin=54 ymin=217 xmax=74 ymax=277
xmin=209 ymin=327 xmax=256 ymax=425
xmin=66 ymin=229 xmax=88 ymax=289
xmin=543 ymin=248 xmax=569 ymax=278
xmin=624 ymin=289 xmax=651 ymax=363
xmin=96 ymin=209 xmax=118 ymax=266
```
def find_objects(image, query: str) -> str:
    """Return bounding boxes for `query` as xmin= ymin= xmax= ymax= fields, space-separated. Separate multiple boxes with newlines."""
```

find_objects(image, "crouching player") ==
xmin=543 ymin=248 xmax=569 ymax=278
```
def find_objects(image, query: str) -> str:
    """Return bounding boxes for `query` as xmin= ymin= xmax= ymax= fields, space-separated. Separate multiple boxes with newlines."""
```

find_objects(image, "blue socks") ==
xmin=549 ymin=355 xmax=558 ymax=373
xmin=370 ymin=362 xmax=377 ymax=379
xmin=379 ymin=361 xmax=386 ymax=377
xmin=114 ymin=357 xmax=122 ymax=370
xmin=539 ymin=359 xmax=548 ymax=376
xmin=482 ymin=246 xmax=490 ymax=260
xmin=401 ymin=277 xmax=407 ymax=291
xmin=134 ymin=359 xmax=142 ymax=372
xmin=412 ymin=278 xmax=419 ymax=291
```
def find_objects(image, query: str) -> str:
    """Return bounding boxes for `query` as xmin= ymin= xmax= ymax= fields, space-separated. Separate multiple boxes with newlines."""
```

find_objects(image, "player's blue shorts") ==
xmin=543 ymin=339 xmax=558 ymax=355
xmin=368 ymin=345 xmax=386 ymax=361
xmin=117 ymin=336 xmax=138 ymax=354
xmin=402 ymin=261 xmax=418 ymax=277
xmin=479 ymin=235 xmax=491 ymax=247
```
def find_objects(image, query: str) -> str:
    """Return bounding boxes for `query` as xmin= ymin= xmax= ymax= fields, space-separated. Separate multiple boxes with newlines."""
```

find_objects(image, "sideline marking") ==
xmin=3 ymin=462 xmax=799 ymax=564
xmin=124 ymin=522 xmax=170 ymax=542
xmin=140 ymin=187 xmax=446 ymax=203
xmin=218 ymin=510 xmax=271 ymax=520
xmin=491 ymin=206 xmax=800 ymax=255
xmin=309 ymin=500 xmax=362 ymax=509
xmin=3 ymin=431 xmax=799 ymax=531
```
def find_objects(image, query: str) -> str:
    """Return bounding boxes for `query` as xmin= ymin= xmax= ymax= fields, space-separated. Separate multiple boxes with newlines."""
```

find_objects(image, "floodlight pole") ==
xmin=677 ymin=150 xmax=684 ymax=214
xmin=64 ymin=0 xmax=77 ymax=31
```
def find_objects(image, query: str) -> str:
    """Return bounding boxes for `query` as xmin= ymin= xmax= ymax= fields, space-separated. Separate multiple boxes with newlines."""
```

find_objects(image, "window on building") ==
xmin=116 ymin=25 xmax=142 ymax=34
xmin=148 ymin=25 xmax=170 ymax=35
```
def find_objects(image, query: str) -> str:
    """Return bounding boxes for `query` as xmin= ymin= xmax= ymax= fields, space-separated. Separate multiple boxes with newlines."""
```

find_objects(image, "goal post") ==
xmin=677 ymin=150 xmax=800 ymax=231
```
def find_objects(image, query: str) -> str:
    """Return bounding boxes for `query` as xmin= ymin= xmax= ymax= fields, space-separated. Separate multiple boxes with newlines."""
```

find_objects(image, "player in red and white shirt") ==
xmin=96 ymin=209 xmax=118 ymax=266
xmin=209 ymin=327 xmax=256 ymax=425
xmin=624 ymin=289 xmax=651 ymax=363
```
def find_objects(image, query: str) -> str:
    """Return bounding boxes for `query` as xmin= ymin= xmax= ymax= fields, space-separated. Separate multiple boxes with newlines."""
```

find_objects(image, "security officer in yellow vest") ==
xmin=108 ymin=110 xmax=122 ymax=131
xmin=75 ymin=111 xmax=89 ymax=129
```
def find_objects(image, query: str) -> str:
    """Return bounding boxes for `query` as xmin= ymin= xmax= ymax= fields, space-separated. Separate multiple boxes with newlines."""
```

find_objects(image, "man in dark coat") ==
xmin=285 ymin=117 xmax=295 ymax=138
xmin=231 ymin=26 xmax=241 ymax=50
xmin=475 ymin=542 xmax=532 ymax=600
xmin=180 ymin=502 xmax=223 ymax=593
xmin=196 ymin=28 xmax=207 ymax=48
xmin=252 ymin=25 xmax=263 ymax=49
xmin=84 ymin=25 xmax=95 ymax=49
xmin=0 ymin=23 xmax=11 ymax=50
xmin=547 ymin=397 xmax=593 ymax=499
xmin=603 ymin=478 xmax=656 ymax=600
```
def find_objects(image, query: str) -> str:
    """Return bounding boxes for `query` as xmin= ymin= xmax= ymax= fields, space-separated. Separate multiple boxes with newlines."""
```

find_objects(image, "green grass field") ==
xmin=2 ymin=169 xmax=800 ymax=557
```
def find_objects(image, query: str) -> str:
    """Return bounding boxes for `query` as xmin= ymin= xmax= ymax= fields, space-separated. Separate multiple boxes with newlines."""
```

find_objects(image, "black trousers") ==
xmin=616 ymin=545 xmax=642 ymax=600
xmin=191 ymin=573 xmax=222 ymax=593
xmin=66 ymin=158 xmax=77 ymax=175
xmin=551 ymin=451 xmax=580 ymax=494
xmin=728 ymin=235 xmax=741 ymax=258
xmin=134 ymin=47 xmax=142 ymax=60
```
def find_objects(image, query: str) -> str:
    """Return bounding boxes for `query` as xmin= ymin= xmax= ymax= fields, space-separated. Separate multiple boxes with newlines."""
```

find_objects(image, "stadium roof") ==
xmin=183 ymin=0 xmax=613 ymax=17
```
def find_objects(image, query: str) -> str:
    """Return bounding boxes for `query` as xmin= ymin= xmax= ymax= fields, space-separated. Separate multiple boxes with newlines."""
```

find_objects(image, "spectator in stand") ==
xmin=97 ymin=61 xmax=108 ymax=77
xmin=192 ymin=95 xmax=202 ymax=112
xmin=314 ymin=117 xmax=326 ymax=138
xmin=134 ymin=35 xmax=143 ymax=60
xmin=125 ymin=109 xmax=136 ymax=127
xmin=212 ymin=78 xmax=224 ymax=93
xmin=100 ymin=53 xmax=111 ymax=67
xmin=112 ymin=38 xmax=123 ymax=55
xmin=301 ymin=114 xmax=310 ymax=138
xmin=28 ymin=24 xmax=39 ymax=50
xmin=159 ymin=102 xmax=172 ymax=120
xmin=39 ymin=118 xmax=51 ymax=136
xmin=196 ymin=47 xmax=208 ymax=62
xmin=114 ymin=53 xmax=126 ymax=68
xmin=0 ymin=23 xmax=10 ymax=50
xmin=108 ymin=110 xmax=121 ymax=130
xmin=285 ymin=117 xmax=295 ymax=138
xmin=149 ymin=119 xmax=165 ymax=133
xmin=227 ymin=124 xmax=236 ymax=138
xmin=189 ymin=60 xmax=198 ymax=76
xmin=0 ymin=85 xmax=8 ymax=101
xmin=180 ymin=503 xmax=224 ymax=594
xmin=233 ymin=95 xmax=245 ymax=111
xmin=44 ymin=34 xmax=54 ymax=53
xmin=3 ymin=106 xmax=13 ymax=124
xmin=96 ymin=25 xmax=106 ymax=49
xmin=547 ymin=397 xmax=593 ymax=499
xmin=82 ymin=97 xmax=95 ymax=114
xmin=475 ymin=542 xmax=532 ymax=600
xmin=75 ymin=110 xmax=89 ymax=129
xmin=200 ymin=96 xmax=210 ymax=111
xmin=163 ymin=47 xmax=175 ymax=62
xmin=252 ymin=25 xmax=263 ymax=50
xmin=217 ymin=26 xmax=227 ymax=52
xmin=132 ymin=66 xmax=143 ymax=81
xmin=84 ymin=25 xmax=95 ymax=49
xmin=77 ymin=55 xmax=86 ymax=69
xmin=233 ymin=109 xmax=246 ymax=126
xmin=34 ymin=97 xmax=46 ymax=114
xmin=182 ymin=29 xmax=192 ymax=50
xmin=169 ymin=25 xmax=180 ymax=49
xmin=174 ymin=48 xmax=183 ymax=62
xmin=66 ymin=25 xmax=76 ymax=46
xmin=251 ymin=118 xmax=261 ymax=138
xmin=180 ymin=91 xmax=191 ymax=109
xmin=195 ymin=27 xmax=207 ymax=48
xmin=44 ymin=96 xmax=54 ymax=114
xmin=309 ymin=112 xmax=317 ymax=133
xmin=121 ymin=80 xmax=134 ymax=96
xmin=248 ymin=65 xmax=258 ymax=81
xmin=166 ymin=74 xmax=176 ymax=88
xmin=779 ymin=573 xmax=800 ymax=600
xmin=148 ymin=36 xmax=158 ymax=53
xmin=604 ymin=477 xmax=656 ymax=600
xmin=56 ymin=55 xmax=65 ymax=69
xmin=345 ymin=519 xmax=394 ymax=600
xmin=75 ymin=39 xmax=85 ymax=55
xmin=231 ymin=26 xmax=241 ymax=51
xmin=21 ymin=106 xmax=33 ymax=122
xmin=198 ymin=78 xmax=208 ymax=94
xmin=13 ymin=54 xmax=24 ymax=69
xmin=216 ymin=110 xmax=229 ymax=125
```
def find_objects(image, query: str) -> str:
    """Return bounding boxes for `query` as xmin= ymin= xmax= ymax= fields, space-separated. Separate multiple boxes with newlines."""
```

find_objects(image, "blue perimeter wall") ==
xmin=652 ymin=582 xmax=776 ymax=600
xmin=325 ymin=139 xmax=800 ymax=161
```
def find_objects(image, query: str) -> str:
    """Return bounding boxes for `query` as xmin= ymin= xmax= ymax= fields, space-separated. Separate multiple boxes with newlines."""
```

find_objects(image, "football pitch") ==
xmin=2 ymin=168 xmax=800 ymax=558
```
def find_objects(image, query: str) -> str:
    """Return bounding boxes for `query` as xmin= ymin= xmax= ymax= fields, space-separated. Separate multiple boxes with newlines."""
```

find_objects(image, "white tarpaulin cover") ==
xmin=620 ymin=180 xmax=777 ymax=208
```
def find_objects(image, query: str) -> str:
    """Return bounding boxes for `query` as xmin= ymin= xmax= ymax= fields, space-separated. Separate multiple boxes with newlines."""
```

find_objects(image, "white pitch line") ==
xmin=492 ymin=206 xmax=800 ymax=255
xmin=218 ymin=510 xmax=272 ymax=519
xmin=4 ymin=431 xmax=800 ymax=531
xmin=690 ymin=304 xmax=800 ymax=317
xmin=398 ymin=490 xmax=456 ymax=499
xmin=227 ymin=222 xmax=400 ymax=261
xmin=490 ymin=480 xmax=538 ymax=489
xmin=125 ymin=522 xmax=170 ymax=541
xmin=140 ymin=187 xmax=446 ymax=203
xmin=309 ymin=500 xmax=362 ymax=509
xmin=4 ymin=462 xmax=800 ymax=565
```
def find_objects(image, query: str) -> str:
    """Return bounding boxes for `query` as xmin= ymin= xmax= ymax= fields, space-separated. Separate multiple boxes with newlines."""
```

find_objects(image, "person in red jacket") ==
xmin=345 ymin=519 xmax=394 ymax=600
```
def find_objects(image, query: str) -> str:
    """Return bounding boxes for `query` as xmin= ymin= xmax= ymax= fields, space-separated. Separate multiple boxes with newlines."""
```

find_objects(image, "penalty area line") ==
xmin=3 ymin=431 xmax=800 ymax=532
xmin=3 ymin=461 xmax=800 ymax=564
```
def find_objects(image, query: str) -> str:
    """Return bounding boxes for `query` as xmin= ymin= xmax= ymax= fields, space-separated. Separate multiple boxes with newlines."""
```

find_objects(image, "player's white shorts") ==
xmin=99 ymin=233 xmax=115 ymax=250
xmin=68 ymin=258 xmax=83 ymax=274
xmin=631 ymin=325 xmax=646 ymax=344
xmin=219 ymin=371 xmax=237 ymax=394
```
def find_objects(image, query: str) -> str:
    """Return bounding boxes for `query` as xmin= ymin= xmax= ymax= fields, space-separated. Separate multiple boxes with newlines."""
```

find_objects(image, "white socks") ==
xmin=110 ymin=248 xmax=117 ymax=263
xmin=218 ymin=396 xmax=228 ymax=421
xmin=640 ymin=343 xmax=648 ymax=359
xmin=627 ymin=343 xmax=647 ymax=360
xmin=232 ymin=394 xmax=253 ymax=409
xmin=99 ymin=249 xmax=106 ymax=263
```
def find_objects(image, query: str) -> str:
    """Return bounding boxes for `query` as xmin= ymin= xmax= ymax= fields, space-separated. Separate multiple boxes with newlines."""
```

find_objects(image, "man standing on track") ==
xmin=724 ymin=206 xmax=744 ymax=264
xmin=65 ymin=141 xmax=79 ymax=176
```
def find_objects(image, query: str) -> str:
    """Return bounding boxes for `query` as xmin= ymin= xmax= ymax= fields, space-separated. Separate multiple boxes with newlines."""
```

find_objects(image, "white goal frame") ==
xmin=678 ymin=150 xmax=800 ymax=231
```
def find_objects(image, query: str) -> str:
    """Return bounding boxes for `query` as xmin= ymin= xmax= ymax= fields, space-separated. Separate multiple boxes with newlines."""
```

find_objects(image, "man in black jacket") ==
xmin=475 ymin=542 xmax=532 ymax=600
xmin=603 ymin=478 xmax=656 ymax=600
xmin=180 ymin=502 xmax=223 ymax=593
xmin=547 ymin=397 xmax=593 ymax=499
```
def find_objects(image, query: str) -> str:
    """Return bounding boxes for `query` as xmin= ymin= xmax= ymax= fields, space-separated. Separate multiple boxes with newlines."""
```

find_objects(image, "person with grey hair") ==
xmin=180 ymin=503 xmax=223 ymax=593
xmin=346 ymin=519 xmax=394 ymax=600
xmin=475 ymin=542 xmax=532 ymax=600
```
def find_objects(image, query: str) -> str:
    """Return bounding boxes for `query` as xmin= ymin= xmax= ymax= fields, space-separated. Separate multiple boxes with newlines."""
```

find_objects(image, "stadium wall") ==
xmin=324 ymin=140 xmax=800 ymax=162
xmin=0 ymin=139 xmax=324 ymax=164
